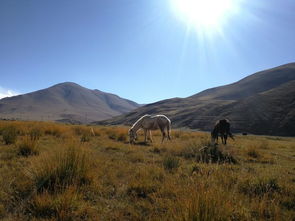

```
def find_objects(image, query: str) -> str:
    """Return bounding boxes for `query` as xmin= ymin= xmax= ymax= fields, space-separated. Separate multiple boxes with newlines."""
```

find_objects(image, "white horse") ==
xmin=128 ymin=114 xmax=171 ymax=144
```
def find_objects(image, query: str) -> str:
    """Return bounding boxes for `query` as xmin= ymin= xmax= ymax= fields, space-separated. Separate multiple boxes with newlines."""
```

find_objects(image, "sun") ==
xmin=172 ymin=0 xmax=238 ymax=30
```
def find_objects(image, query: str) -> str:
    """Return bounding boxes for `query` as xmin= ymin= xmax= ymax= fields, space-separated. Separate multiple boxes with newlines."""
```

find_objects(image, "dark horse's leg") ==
xmin=224 ymin=134 xmax=228 ymax=145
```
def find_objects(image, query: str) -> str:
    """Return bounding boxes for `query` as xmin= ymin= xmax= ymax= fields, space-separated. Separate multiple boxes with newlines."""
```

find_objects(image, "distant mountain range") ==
xmin=0 ymin=63 xmax=294 ymax=136
xmin=97 ymin=63 xmax=295 ymax=136
xmin=0 ymin=82 xmax=141 ymax=123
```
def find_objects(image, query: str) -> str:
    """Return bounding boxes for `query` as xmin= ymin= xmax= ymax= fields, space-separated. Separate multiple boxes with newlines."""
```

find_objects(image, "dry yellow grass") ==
xmin=0 ymin=120 xmax=294 ymax=220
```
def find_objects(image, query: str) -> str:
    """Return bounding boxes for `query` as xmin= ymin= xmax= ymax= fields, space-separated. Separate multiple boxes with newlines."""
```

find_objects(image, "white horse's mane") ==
xmin=130 ymin=114 xmax=151 ymax=129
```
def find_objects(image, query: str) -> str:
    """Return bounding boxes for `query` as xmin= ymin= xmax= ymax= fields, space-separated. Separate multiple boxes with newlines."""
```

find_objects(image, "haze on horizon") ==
xmin=0 ymin=0 xmax=294 ymax=103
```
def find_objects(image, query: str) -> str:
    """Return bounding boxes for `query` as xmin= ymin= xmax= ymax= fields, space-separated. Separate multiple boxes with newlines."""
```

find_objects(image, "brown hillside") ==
xmin=96 ymin=63 xmax=295 ymax=136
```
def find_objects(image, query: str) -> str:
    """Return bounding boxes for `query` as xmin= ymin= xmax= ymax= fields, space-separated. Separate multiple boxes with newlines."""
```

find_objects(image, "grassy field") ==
xmin=0 ymin=120 xmax=294 ymax=220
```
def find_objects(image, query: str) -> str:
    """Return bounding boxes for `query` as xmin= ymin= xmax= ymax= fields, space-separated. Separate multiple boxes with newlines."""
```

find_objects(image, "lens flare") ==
xmin=172 ymin=0 xmax=239 ymax=30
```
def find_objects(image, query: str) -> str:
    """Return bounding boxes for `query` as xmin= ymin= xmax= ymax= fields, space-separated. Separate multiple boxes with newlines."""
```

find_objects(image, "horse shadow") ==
xmin=134 ymin=141 xmax=151 ymax=146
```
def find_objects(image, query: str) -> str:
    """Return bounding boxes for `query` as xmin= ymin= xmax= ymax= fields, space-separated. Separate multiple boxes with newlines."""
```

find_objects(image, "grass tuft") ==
xmin=239 ymin=178 xmax=281 ymax=197
xmin=247 ymin=147 xmax=261 ymax=158
xmin=28 ymin=187 xmax=89 ymax=220
xmin=163 ymin=156 xmax=180 ymax=171
xmin=127 ymin=181 xmax=157 ymax=199
xmin=29 ymin=127 xmax=42 ymax=141
xmin=80 ymin=133 xmax=90 ymax=142
xmin=2 ymin=126 xmax=17 ymax=144
xmin=28 ymin=145 xmax=93 ymax=193
xmin=179 ymin=187 xmax=234 ymax=221
xmin=17 ymin=136 xmax=39 ymax=157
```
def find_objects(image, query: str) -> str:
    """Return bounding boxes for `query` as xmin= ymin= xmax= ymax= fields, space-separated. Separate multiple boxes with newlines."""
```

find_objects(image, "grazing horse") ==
xmin=128 ymin=114 xmax=171 ymax=144
xmin=211 ymin=119 xmax=234 ymax=145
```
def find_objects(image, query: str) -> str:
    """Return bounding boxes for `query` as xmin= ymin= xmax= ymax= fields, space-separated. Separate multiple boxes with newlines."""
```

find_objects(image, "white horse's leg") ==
xmin=167 ymin=126 xmax=171 ymax=140
xmin=144 ymin=129 xmax=147 ymax=143
xmin=221 ymin=135 xmax=224 ymax=144
xmin=149 ymin=130 xmax=153 ymax=143
xmin=161 ymin=129 xmax=166 ymax=143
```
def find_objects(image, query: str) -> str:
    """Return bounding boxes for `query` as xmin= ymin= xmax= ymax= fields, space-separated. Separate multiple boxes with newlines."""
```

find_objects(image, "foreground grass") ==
xmin=0 ymin=120 xmax=294 ymax=220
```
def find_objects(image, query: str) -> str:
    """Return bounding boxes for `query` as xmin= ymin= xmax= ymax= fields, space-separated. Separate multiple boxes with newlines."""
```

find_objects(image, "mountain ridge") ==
xmin=96 ymin=63 xmax=295 ymax=136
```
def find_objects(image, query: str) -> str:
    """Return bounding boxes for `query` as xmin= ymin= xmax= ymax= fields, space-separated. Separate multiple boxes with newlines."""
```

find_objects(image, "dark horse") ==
xmin=211 ymin=119 xmax=234 ymax=145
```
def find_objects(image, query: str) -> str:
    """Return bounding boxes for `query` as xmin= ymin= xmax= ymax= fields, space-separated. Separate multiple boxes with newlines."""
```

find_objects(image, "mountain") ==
xmin=96 ymin=63 xmax=295 ymax=136
xmin=0 ymin=82 xmax=141 ymax=123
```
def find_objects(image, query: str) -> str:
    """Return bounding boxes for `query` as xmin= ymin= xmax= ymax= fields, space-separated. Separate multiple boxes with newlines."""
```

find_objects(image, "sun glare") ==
xmin=172 ymin=0 xmax=238 ymax=30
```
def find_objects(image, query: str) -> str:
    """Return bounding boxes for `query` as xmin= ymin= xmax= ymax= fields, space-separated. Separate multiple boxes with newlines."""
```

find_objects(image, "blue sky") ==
xmin=0 ymin=0 xmax=294 ymax=103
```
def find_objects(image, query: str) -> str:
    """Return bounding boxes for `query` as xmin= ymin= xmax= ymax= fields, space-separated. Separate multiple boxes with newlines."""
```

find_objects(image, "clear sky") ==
xmin=0 ymin=0 xmax=294 ymax=103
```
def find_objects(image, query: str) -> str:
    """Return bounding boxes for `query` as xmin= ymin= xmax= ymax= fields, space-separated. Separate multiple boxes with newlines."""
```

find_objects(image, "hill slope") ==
xmin=0 ymin=82 xmax=141 ymax=123
xmin=97 ymin=63 xmax=295 ymax=136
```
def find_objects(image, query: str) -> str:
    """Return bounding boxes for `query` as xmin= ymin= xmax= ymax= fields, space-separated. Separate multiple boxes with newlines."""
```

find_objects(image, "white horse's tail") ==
xmin=167 ymin=120 xmax=171 ymax=140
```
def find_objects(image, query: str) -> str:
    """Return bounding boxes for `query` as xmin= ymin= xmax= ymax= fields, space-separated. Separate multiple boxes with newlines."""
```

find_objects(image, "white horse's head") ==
xmin=128 ymin=128 xmax=137 ymax=144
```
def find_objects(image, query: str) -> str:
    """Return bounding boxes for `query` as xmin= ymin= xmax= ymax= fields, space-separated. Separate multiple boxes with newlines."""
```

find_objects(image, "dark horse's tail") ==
xmin=211 ymin=125 xmax=218 ymax=143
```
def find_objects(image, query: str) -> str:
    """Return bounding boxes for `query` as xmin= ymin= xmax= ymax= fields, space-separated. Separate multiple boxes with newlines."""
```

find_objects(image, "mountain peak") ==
xmin=50 ymin=82 xmax=85 ymax=89
xmin=0 ymin=82 xmax=141 ymax=123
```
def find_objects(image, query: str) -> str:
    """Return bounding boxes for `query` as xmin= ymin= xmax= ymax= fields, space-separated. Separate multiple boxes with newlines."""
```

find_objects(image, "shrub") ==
xmin=2 ymin=126 xmax=17 ymax=144
xmin=197 ymin=144 xmax=237 ymax=164
xmin=80 ymin=133 xmax=90 ymax=142
xmin=163 ymin=156 xmax=180 ymax=171
xmin=17 ymin=136 xmax=39 ymax=157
